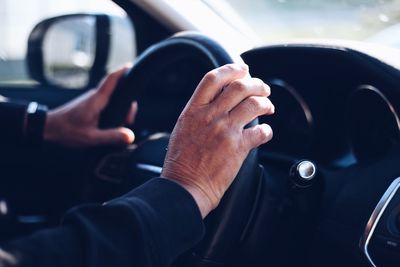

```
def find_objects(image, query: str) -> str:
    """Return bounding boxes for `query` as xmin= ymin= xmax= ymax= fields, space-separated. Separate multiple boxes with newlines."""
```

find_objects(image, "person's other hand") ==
xmin=44 ymin=66 xmax=138 ymax=147
xmin=161 ymin=64 xmax=274 ymax=218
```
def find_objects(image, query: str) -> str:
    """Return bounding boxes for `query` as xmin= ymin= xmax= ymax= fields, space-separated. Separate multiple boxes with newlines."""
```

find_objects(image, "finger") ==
xmin=242 ymin=123 xmax=273 ymax=150
xmin=213 ymin=77 xmax=270 ymax=112
xmin=229 ymin=96 xmax=275 ymax=127
xmin=189 ymin=63 xmax=249 ymax=106
xmin=91 ymin=127 xmax=135 ymax=146
xmin=125 ymin=101 xmax=138 ymax=125
xmin=97 ymin=64 xmax=132 ymax=102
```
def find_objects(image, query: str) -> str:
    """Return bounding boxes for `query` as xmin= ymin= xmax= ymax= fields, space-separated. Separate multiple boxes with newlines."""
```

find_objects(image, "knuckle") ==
xmin=248 ymin=96 xmax=261 ymax=110
xmin=205 ymin=69 xmax=218 ymax=82
xmin=252 ymin=77 xmax=264 ymax=87
xmin=203 ymin=111 xmax=215 ymax=125
xmin=259 ymin=124 xmax=273 ymax=142
xmin=203 ymin=70 xmax=218 ymax=84
xmin=213 ymin=118 xmax=226 ymax=133
xmin=224 ymin=64 xmax=236 ymax=72
xmin=224 ymin=63 xmax=248 ymax=74
xmin=253 ymin=78 xmax=270 ymax=96
xmin=230 ymin=79 xmax=248 ymax=94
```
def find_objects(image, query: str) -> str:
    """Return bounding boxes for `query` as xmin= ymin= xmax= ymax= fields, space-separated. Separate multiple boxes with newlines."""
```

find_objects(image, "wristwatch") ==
xmin=25 ymin=102 xmax=48 ymax=144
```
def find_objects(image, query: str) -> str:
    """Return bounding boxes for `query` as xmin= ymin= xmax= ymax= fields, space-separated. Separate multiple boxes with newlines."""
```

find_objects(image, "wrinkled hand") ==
xmin=161 ymin=64 xmax=274 ymax=218
xmin=44 ymin=66 xmax=138 ymax=147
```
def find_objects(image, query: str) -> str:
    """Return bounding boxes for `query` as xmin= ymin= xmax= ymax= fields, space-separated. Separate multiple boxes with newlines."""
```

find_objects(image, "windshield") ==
xmin=225 ymin=0 xmax=400 ymax=48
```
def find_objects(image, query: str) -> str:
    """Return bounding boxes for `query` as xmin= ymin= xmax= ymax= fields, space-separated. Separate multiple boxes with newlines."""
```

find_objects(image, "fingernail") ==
xmin=123 ymin=129 xmax=135 ymax=144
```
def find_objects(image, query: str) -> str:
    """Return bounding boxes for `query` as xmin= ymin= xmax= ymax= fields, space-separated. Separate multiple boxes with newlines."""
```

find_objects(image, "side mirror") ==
xmin=27 ymin=14 xmax=135 ymax=89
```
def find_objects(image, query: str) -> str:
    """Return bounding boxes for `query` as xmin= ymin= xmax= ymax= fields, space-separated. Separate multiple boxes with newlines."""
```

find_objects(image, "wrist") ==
xmin=43 ymin=110 xmax=58 ymax=143
xmin=160 ymin=175 xmax=215 ymax=219
xmin=181 ymin=183 xmax=215 ymax=219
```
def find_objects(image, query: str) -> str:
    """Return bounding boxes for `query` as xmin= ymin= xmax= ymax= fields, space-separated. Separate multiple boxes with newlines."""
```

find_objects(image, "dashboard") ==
xmin=242 ymin=45 xmax=400 ymax=168
xmin=239 ymin=44 xmax=400 ymax=267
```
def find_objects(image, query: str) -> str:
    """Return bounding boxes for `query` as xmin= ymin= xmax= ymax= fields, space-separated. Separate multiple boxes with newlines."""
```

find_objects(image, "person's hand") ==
xmin=161 ymin=64 xmax=274 ymax=218
xmin=44 ymin=66 xmax=138 ymax=147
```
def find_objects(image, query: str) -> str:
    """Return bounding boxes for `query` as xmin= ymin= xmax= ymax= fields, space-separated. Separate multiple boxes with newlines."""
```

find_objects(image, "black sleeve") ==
xmin=0 ymin=101 xmax=29 ymax=144
xmin=1 ymin=178 xmax=205 ymax=267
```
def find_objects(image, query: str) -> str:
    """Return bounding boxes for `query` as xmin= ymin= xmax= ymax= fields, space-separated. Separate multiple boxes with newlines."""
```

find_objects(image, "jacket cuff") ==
xmin=0 ymin=101 xmax=28 ymax=143
xmin=108 ymin=178 xmax=205 ymax=264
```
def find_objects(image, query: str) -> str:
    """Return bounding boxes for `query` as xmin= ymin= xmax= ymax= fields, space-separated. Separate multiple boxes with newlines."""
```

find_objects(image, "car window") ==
xmin=0 ymin=0 xmax=135 ymax=88
xmin=226 ymin=0 xmax=400 ymax=48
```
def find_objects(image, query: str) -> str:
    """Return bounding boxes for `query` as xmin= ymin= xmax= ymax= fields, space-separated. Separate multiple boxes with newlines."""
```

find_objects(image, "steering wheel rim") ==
xmin=99 ymin=32 xmax=241 ymax=129
xmin=99 ymin=32 xmax=264 ymax=266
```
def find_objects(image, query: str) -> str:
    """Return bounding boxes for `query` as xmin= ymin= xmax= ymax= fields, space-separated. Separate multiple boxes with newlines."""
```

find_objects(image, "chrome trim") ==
xmin=297 ymin=161 xmax=316 ymax=180
xmin=355 ymin=85 xmax=400 ymax=131
xmin=268 ymin=79 xmax=314 ymax=126
xmin=360 ymin=177 xmax=400 ymax=267
xmin=136 ymin=163 xmax=162 ymax=175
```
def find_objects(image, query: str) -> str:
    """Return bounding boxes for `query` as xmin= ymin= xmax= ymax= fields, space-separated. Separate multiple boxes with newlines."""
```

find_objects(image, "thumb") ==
xmin=92 ymin=127 xmax=135 ymax=146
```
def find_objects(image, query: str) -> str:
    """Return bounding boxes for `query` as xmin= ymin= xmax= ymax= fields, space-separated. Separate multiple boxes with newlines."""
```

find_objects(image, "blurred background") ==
xmin=227 ymin=0 xmax=400 ymax=45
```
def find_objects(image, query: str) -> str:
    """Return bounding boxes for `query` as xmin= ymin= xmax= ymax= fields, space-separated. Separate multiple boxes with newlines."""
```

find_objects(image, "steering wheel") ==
xmin=98 ymin=32 xmax=264 ymax=266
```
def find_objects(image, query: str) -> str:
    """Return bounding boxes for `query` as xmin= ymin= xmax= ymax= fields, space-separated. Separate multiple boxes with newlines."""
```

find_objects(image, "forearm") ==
xmin=1 ymin=178 xmax=204 ymax=267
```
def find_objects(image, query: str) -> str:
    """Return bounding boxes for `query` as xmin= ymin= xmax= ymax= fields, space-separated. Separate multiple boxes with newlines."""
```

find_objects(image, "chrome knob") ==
xmin=290 ymin=160 xmax=317 ymax=187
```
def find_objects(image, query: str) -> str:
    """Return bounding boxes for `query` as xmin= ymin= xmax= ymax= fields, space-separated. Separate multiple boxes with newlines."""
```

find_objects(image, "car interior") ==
xmin=1 ymin=0 xmax=400 ymax=266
